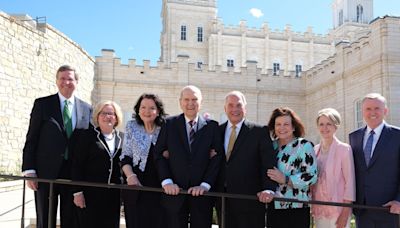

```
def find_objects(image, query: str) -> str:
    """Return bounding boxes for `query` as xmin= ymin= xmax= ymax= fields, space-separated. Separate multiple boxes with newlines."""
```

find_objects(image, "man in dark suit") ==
xmin=22 ymin=65 xmax=92 ymax=228
xmin=154 ymin=85 xmax=223 ymax=228
xmin=349 ymin=93 xmax=400 ymax=228
xmin=216 ymin=91 xmax=276 ymax=228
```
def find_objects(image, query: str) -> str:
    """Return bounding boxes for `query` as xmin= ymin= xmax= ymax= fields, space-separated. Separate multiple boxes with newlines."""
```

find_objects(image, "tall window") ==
xmin=181 ymin=25 xmax=186 ymax=41
xmin=273 ymin=63 xmax=280 ymax=76
xmin=197 ymin=61 xmax=202 ymax=69
xmin=197 ymin=27 xmax=203 ymax=42
xmin=357 ymin=5 xmax=364 ymax=22
xmin=355 ymin=99 xmax=364 ymax=128
xmin=227 ymin=59 xmax=234 ymax=67
xmin=339 ymin=10 xmax=344 ymax=26
xmin=295 ymin=65 xmax=302 ymax=77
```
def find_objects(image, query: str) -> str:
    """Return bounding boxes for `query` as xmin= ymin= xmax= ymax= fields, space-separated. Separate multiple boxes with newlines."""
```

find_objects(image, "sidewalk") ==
xmin=0 ymin=180 xmax=36 ymax=228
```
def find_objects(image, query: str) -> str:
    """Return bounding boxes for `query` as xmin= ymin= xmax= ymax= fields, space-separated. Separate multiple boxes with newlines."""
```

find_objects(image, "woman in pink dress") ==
xmin=312 ymin=108 xmax=355 ymax=228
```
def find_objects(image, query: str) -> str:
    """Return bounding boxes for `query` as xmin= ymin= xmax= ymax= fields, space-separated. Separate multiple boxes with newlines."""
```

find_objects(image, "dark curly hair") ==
xmin=133 ymin=93 xmax=166 ymax=126
xmin=268 ymin=107 xmax=305 ymax=138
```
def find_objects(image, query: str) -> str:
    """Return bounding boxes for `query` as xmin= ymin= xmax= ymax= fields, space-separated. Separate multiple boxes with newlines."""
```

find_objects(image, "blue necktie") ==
xmin=364 ymin=130 xmax=375 ymax=166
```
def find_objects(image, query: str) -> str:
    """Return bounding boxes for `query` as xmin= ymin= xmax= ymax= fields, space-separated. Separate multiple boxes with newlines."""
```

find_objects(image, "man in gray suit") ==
xmin=22 ymin=65 xmax=92 ymax=228
xmin=349 ymin=93 xmax=400 ymax=228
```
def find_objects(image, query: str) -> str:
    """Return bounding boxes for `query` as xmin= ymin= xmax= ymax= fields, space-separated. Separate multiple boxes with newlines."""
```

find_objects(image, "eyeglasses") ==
xmin=99 ymin=112 xmax=116 ymax=117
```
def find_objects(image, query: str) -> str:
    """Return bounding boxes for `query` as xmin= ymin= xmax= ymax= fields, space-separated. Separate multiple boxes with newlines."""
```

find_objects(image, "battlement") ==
xmin=96 ymin=49 xmax=305 ymax=93
xmin=167 ymin=0 xmax=216 ymax=7
xmin=214 ymin=19 xmax=331 ymax=44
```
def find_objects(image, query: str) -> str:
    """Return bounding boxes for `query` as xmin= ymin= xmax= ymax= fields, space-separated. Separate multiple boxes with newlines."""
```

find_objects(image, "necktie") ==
xmin=364 ymin=130 xmax=375 ymax=166
xmin=63 ymin=100 xmax=73 ymax=160
xmin=226 ymin=125 xmax=236 ymax=161
xmin=188 ymin=120 xmax=196 ymax=145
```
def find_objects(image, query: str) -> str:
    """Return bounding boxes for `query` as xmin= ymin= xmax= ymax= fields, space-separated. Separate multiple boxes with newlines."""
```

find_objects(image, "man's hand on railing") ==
xmin=383 ymin=200 xmax=400 ymax=214
xmin=257 ymin=191 xmax=274 ymax=203
xmin=163 ymin=183 xmax=180 ymax=195
xmin=73 ymin=192 xmax=86 ymax=208
xmin=188 ymin=185 xmax=208 ymax=196
xmin=25 ymin=173 xmax=38 ymax=191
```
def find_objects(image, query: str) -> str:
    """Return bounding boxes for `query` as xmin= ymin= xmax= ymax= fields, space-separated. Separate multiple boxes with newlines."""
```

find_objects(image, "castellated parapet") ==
xmin=95 ymin=48 xmax=308 ymax=131
xmin=0 ymin=11 xmax=95 ymax=174
xmin=303 ymin=16 xmax=400 ymax=143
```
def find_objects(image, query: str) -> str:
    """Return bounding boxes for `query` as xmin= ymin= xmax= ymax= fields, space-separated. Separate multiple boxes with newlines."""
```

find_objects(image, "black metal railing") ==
xmin=0 ymin=174 xmax=391 ymax=228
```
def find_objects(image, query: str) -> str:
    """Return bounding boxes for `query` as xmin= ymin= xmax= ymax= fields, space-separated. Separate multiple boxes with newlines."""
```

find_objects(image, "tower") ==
xmin=160 ymin=0 xmax=217 ymax=66
xmin=331 ymin=0 xmax=373 ymax=42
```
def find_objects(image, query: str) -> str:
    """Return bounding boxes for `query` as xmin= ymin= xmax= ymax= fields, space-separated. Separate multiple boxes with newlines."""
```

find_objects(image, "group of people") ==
xmin=22 ymin=65 xmax=400 ymax=228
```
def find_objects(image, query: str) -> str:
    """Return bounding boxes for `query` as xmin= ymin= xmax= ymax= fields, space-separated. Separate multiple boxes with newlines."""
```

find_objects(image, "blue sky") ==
xmin=1 ymin=0 xmax=399 ymax=65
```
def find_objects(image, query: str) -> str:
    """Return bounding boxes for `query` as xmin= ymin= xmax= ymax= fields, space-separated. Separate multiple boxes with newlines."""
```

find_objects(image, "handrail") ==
xmin=0 ymin=174 xmax=390 ymax=228
xmin=0 ymin=174 xmax=388 ymax=211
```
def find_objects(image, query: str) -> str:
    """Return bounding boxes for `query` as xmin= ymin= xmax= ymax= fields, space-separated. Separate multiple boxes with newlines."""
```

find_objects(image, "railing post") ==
xmin=221 ymin=196 xmax=225 ymax=228
xmin=48 ymin=182 xmax=54 ymax=228
xmin=20 ymin=179 xmax=26 ymax=228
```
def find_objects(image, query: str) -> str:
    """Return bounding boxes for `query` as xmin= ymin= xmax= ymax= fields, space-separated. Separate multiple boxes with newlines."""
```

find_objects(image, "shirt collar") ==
xmin=184 ymin=115 xmax=199 ymax=125
xmin=58 ymin=92 xmax=75 ymax=106
xmin=366 ymin=121 xmax=385 ymax=135
xmin=227 ymin=118 xmax=244 ymax=130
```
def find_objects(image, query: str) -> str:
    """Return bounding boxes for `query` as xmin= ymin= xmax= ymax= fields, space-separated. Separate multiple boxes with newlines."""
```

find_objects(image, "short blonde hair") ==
xmin=316 ymin=108 xmax=341 ymax=128
xmin=92 ymin=100 xmax=123 ymax=128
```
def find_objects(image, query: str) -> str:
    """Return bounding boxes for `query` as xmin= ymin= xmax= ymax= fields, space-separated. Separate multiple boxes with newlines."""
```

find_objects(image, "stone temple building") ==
xmin=0 ymin=0 xmax=399 ymax=174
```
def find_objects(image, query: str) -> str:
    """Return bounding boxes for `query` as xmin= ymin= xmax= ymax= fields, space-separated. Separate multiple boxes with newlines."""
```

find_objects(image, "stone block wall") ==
xmin=0 ymin=12 xmax=95 ymax=174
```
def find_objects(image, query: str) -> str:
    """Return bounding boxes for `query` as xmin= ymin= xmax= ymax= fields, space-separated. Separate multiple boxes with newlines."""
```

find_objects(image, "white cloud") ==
xmin=249 ymin=8 xmax=264 ymax=18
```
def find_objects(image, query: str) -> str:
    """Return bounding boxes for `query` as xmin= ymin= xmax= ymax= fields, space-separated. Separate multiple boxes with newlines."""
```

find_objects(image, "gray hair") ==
xmin=224 ymin=91 xmax=247 ymax=106
xmin=362 ymin=93 xmax=387 ymax=107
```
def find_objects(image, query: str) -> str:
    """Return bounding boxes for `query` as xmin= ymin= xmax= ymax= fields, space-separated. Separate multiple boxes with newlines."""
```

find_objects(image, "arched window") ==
xmin=197 ymin=26 xmax=203 ymax=42
xmin=356 ymin=5 xmax=364 ymax=22
xmin=355 ymin=99 xmax=364 ymax=128
xmin=181 ymin=25 xmax=187 ymax=41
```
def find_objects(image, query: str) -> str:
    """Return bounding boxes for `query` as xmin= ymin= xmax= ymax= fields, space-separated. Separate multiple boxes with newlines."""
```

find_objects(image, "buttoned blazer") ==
xmin=349 ymin=124 xmax=400 ymax=218
xmin=71 ymin=127 xmax=124 ymax=189
xmin=155 ymin=114 xmax=223 ymax=189
xmin=22 ymin=93 xmax=92 ymax=179
xmin=216 ymin=120 xmax=276 ymax=212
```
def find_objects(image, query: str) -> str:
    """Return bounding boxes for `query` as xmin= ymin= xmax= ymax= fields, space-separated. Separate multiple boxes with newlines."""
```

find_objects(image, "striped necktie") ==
xmin=188 ymin=120 xmax=196 ymax=145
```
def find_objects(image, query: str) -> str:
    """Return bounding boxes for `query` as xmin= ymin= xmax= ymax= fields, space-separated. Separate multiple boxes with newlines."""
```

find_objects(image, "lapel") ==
xmin=94 ymin=127 xmax=122 ymax=159
xmin=229 ymin=120 xmax=250 ymax=161
xmin=220 ymin=122 xmax=228 ymax=142
xmin=356 ymin=127 xmax=368 ymax=169
xmin=50 ymin=94 xmax=66 ymax=136
xmin=177 ymin=114 xmax=191 ymax=153
xmin=74 ymin=97 xmax=90 ymax=129
xmin=369 ymin=124 xmax=392 ymax=167
xmin=192 ymin=115 xmax=207 ymax=147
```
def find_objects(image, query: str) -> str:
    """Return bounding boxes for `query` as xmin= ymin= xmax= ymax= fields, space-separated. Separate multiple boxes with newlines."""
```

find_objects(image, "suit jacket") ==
xmin=216 ymin=120 xmax=276 ymax=213
xmin=22 ymin=93 xmax=92 ymax=179
xmin=71 ymin=127 xmax=124 ymax=188
xmin=349 ymin=124 xmax=400 ymax=219
xmin=154 ymin=114 xmax=223 ymax=208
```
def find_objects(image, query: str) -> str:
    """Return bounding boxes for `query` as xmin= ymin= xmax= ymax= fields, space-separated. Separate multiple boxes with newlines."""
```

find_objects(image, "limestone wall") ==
xmin=0 ymin=12 xmax=95 ymax=174
xmin=304 ymin=16 xmax=400 ymax=143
